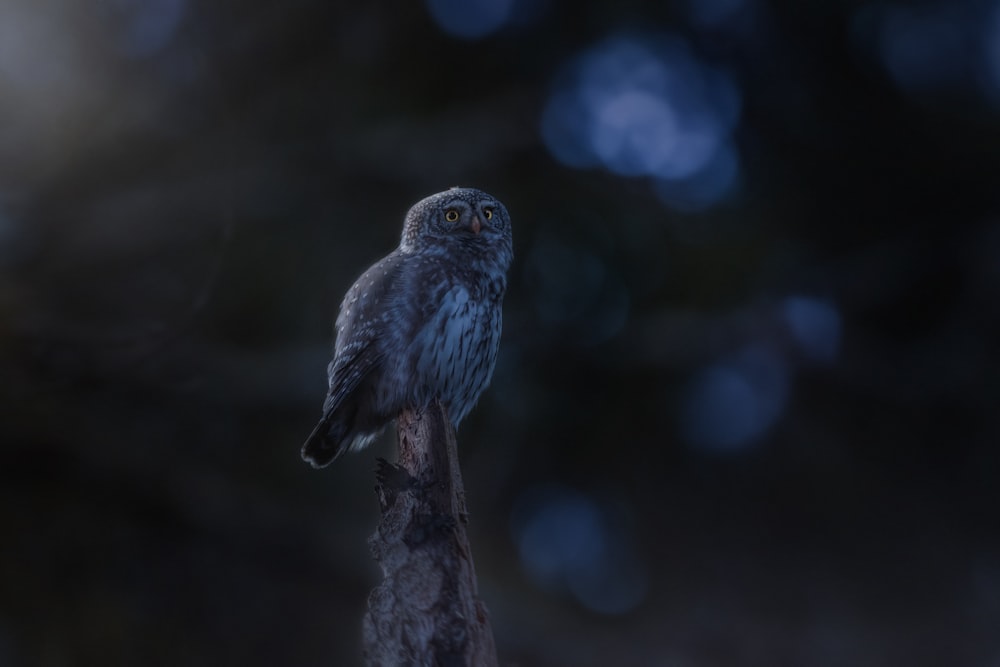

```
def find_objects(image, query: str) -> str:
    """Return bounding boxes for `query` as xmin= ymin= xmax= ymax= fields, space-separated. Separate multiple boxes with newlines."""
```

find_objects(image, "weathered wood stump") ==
xmin=362 ymin=401 xmax=497 ymax=667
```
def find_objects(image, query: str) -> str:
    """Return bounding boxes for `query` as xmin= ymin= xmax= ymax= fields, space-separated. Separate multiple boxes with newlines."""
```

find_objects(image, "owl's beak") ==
xmin=469 ymin=216 xmax=482 ymax=234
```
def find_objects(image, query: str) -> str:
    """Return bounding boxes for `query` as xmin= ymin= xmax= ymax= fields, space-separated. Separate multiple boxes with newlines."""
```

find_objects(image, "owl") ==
xmin=301 ymin=187 xmax=513 ymax=468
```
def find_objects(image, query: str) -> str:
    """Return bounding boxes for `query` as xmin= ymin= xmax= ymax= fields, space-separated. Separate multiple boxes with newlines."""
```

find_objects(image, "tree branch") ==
xmin=362 ymin=400 xmax=498 ymax=667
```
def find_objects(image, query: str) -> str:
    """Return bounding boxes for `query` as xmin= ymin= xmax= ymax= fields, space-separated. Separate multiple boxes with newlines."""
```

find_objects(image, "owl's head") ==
xmin=400 ymin=187 xmax=512 ymax=259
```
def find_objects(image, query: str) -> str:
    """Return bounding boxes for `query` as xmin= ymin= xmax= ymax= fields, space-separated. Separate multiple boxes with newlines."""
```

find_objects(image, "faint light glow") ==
xmin=851 ymin=2 xmax=1000 ymax=99
xmin=987 ymin=2 xmax=1000 ymax=98
xmin=504 ymin=0 xmax=552 ymax=29
xmin=879 ymin=5 xmax=967 ymax=93
xmin=0 ymin=3 xmax=113 ymax=178
xmin=115 ymin=0 xmax=186 ymax=58
xmin=426 ymin=0 xmax=514 ymax=40
xmin=511 ymin=485 xmax=647 ymax=615
xmin=0 ymin=5 xmax=85 ymax=94
xmin=686 ymin=0 xmax=749 ymax=29
xmin=782 ymin=296 xmax=842 ymax=364
xmin=681 ymin=344 xmax=789 ymax=452
xmin=591 ymin=90 xmax=682 ymax=177
xmin=541 ymin=34 xmax=742 ymax=211
xmin=540 ymin=92 xmax=600 ymax=169
xmin=653 ymin=143 xmax=739 ymax=213
xmin=524 ymin=232 xmax=630 ymax=346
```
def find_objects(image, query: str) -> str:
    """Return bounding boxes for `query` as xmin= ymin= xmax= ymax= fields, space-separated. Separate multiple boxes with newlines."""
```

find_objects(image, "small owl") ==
xmin=302 ymin=187 xmax=513 ymax=468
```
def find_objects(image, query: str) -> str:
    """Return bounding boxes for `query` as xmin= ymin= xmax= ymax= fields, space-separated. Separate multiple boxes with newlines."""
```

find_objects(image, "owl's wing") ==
xmin=302 ymin=251 xmax=407 ymax=467
xmin=301 ymin=340 xmax=384 ymax=467
xmin=324 ymin=339 xmax=383 ymax=412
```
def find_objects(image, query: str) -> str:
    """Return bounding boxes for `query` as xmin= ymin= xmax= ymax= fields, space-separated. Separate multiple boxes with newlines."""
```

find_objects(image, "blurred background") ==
xmin=2 ymin=0 xmax=999 ymax=665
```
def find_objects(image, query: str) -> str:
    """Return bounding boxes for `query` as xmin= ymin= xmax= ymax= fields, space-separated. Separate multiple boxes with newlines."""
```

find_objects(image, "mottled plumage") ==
xmin=302 ymin=187 xmax=513 ymax=468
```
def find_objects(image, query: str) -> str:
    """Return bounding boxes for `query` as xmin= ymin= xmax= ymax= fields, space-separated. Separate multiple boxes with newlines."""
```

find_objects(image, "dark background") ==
xmin=2 ymin=0 xmax=999 ymax=665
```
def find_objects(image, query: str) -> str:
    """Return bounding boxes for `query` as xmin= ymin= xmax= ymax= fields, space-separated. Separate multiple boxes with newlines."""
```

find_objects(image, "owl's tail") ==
xmin=301 ymin=414 xmax=349 ymax=468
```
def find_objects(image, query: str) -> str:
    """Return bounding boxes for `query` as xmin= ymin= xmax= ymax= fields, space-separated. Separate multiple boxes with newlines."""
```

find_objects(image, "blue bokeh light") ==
xmin=686 ymin=0 xmax=750 ymax=29
xmin=115 ymin=0 xmax=186 ymax=58
xmin=653 ymin=142 xmax=740 ymax=212
xmin=681 ymin=344 xmax=790 ymax=453
xmin=425 ymin=0 xmax=514 ymax=40
xmin=511 ymin=485 xmax=647 ymax=615
xmin=541 ymin=34 xmax=742 ymax=211
xmin=782 ymin=296 xmax=842 ymax=364
xmin=877 ymin=4 xmax=969 ymax=94
xmin=853 ymin=1 xmax=1000 ymax=101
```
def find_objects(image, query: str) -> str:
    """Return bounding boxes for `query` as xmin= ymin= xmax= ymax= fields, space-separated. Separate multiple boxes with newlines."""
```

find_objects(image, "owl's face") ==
xmin=400 ymin=187 xmax=511 ymax=257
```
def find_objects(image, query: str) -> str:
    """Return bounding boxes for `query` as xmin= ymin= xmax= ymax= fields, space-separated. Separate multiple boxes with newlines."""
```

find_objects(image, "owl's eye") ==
xmin=445 ymin=209 xmax=460 ymax=222
xmin=483 ymin=207 xmax=494 ymax=220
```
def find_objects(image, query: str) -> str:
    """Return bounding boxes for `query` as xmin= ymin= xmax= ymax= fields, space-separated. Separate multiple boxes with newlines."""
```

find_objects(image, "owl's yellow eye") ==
xmin=445 ymin=209 xmax=460 ymax=222
xmin=483 ymin=207 xmax=494 ymax=220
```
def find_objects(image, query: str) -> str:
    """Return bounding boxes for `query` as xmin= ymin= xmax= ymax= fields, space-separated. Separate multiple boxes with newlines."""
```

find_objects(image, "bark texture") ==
xmin=362 ymin=401 xmax=498 ymax=667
